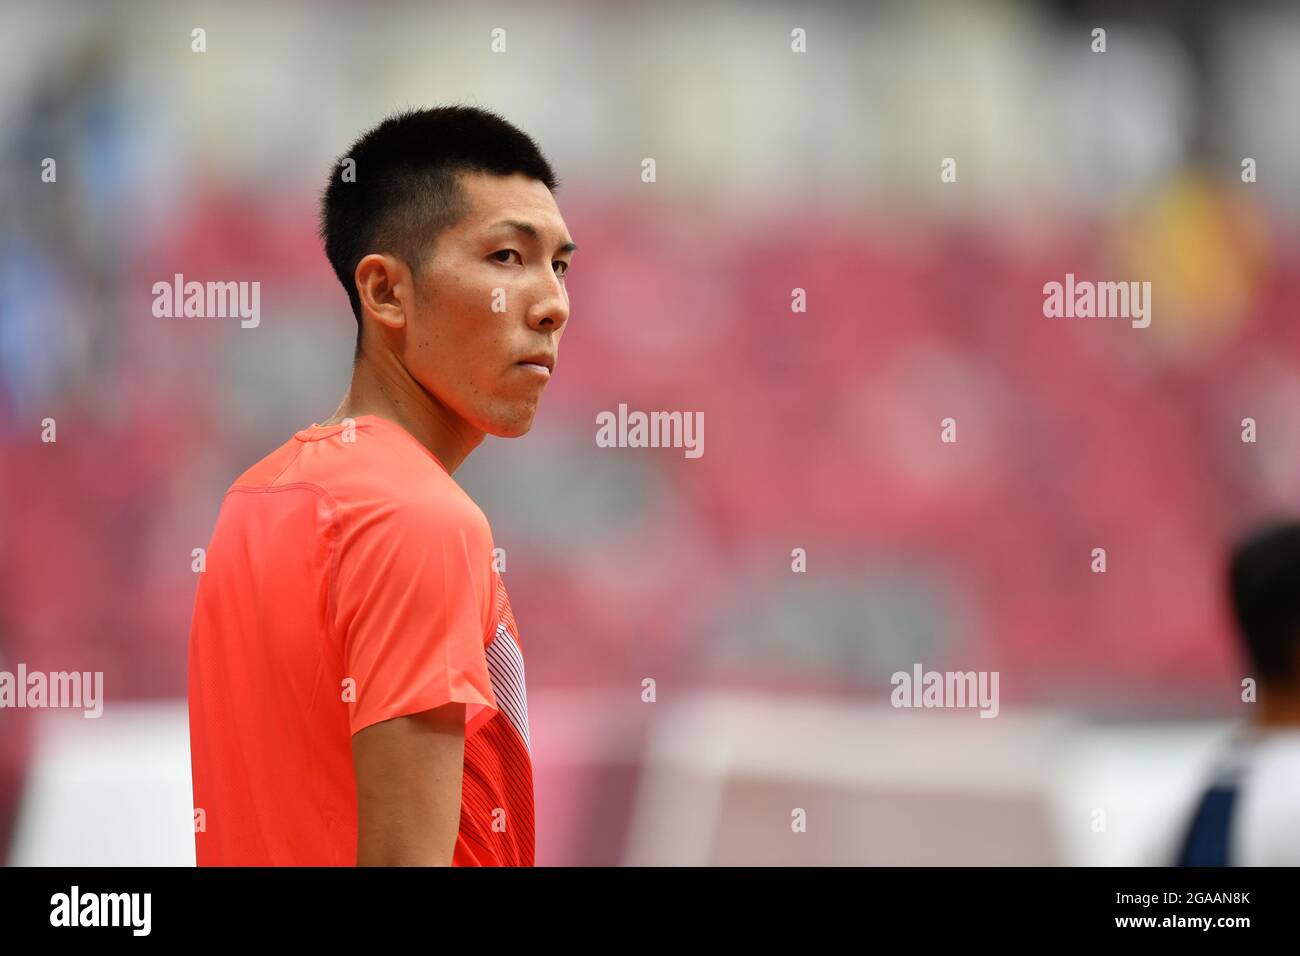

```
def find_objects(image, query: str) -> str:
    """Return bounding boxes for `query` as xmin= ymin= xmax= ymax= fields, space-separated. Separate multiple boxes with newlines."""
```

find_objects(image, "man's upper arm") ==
xmin=352 ymin=702 xmax=466 ymax=866
xmin=335 ymin=496 xmax=497 ymax=737
xmin=334 ymin=493 xmax=497 ymax=865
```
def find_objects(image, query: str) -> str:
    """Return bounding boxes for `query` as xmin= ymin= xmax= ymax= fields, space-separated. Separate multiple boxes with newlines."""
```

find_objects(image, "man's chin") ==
xmin=484 ymin=410 xmax=538 ymax=439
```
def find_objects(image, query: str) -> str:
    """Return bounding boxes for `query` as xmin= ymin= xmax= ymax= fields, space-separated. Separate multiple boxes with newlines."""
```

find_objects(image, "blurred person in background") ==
xmin=1172 ymin=522 xmax=1300 ymax=866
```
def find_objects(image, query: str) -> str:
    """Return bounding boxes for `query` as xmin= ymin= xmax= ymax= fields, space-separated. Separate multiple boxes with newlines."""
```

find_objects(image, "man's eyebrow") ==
xmin=493 ymin=219 xmax=578 ymax=254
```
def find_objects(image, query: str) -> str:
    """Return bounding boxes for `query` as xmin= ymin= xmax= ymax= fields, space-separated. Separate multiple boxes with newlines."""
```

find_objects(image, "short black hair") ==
xmin=319 ymin=106 xmax=559 ymax=351
xmin=1229 ymin=521 xmax=1300 ymax=684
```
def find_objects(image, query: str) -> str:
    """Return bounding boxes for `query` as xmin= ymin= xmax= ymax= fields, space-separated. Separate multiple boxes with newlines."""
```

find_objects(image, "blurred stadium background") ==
xmin=2 ymin=0 xmax=1299 ymax=865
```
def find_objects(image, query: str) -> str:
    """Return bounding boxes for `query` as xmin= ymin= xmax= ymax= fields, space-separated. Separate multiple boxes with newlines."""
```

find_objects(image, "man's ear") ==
xmin=354 ymin=253 xmax=411 ymax=332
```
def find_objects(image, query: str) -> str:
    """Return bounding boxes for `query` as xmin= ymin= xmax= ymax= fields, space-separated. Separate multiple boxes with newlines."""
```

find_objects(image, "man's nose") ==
xmin=526 ymin=270 xmax=569 ymax=332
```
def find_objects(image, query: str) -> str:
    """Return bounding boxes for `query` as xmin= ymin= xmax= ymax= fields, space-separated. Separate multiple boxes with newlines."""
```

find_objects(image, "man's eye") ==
xmin=554 ymin=261 xmax=570 ymax=277
xmin=492 ymin=249 xmax=522 ymax=265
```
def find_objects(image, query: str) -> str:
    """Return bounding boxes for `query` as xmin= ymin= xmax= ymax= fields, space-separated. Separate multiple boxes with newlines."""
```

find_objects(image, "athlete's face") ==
xmin=405 ymin=171 xmax=574 ymax=438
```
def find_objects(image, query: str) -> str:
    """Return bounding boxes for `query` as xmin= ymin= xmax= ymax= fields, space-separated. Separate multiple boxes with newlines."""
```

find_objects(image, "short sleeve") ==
xmin=335 ymin=498 xmax=498 ymax=737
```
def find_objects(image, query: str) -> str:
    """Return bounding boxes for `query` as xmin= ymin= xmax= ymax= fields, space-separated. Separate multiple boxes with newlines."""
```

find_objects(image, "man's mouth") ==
xmin=516 ymin=353 xmax=555 ymax=376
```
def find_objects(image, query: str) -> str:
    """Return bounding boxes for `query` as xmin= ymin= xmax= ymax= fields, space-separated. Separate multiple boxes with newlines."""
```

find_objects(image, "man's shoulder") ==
xmin=231 ymin=419 xmax=458 ymax=495
xmin=305 ymin=419 xmax=491 ymax=539
xmin=215 ymin=420 xmax=491 ymax=547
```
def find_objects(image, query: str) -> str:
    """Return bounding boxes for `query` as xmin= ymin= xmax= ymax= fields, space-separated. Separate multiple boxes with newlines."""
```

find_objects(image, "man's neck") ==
xmin=320 ymin=351 xmax=484 ymax=474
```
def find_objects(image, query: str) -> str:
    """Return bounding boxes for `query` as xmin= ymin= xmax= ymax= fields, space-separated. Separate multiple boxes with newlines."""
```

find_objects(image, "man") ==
xmin=1172 ymin=521 xmax=1300 ymax=866
xmin=187 ymin=106 xmax=575 ymax=865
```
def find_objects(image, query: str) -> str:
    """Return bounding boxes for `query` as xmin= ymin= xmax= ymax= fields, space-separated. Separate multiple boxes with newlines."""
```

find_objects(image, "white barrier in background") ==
xmin=618 ymin=692 xmax=1234 ymax=866
xmin=9 ymin=700 xmax=195 ymax=866
xmin=6 ymin=692 xmax=1234 ymax=866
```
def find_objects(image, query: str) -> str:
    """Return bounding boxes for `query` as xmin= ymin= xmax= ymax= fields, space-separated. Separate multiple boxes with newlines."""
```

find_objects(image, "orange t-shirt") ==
xmin=187 ymin=415 xmax=534 ymax=866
